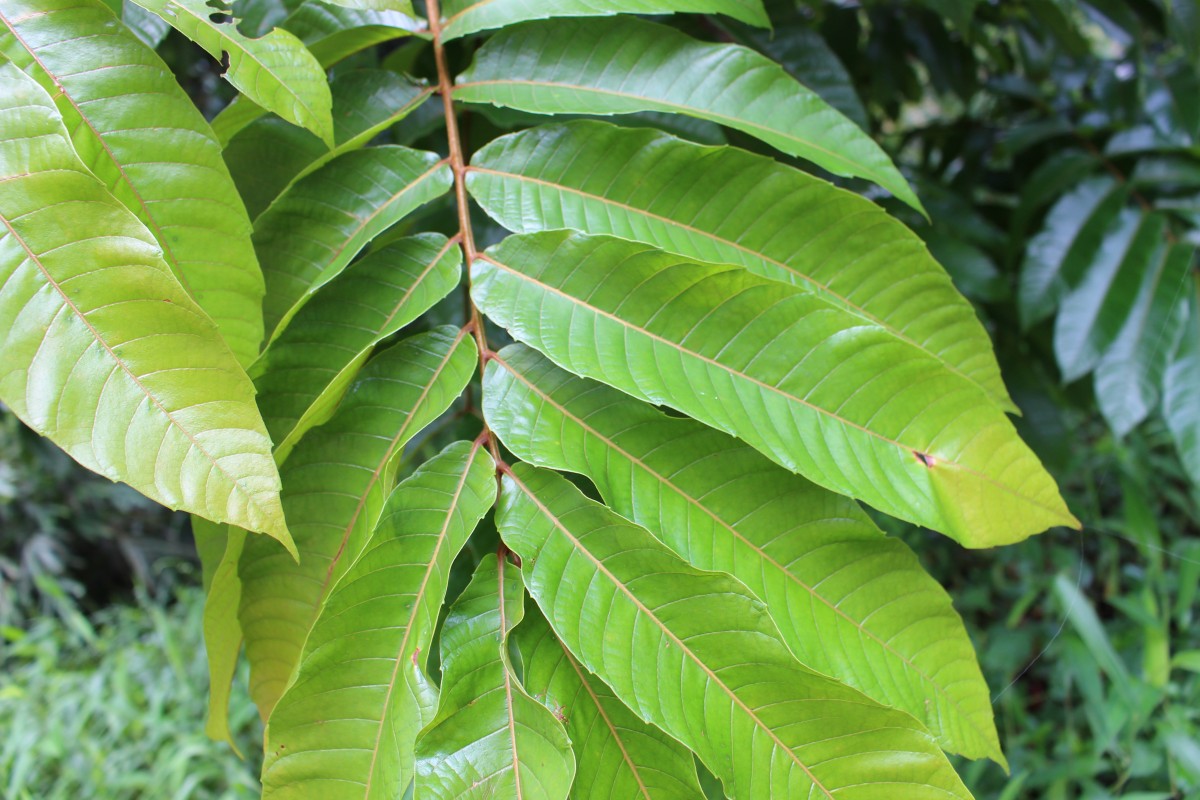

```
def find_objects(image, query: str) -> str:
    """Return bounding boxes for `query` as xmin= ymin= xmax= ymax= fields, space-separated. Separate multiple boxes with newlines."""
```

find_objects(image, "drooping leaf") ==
xmin=127 ymin=0 xmax=335 ymax=145
xmin=1094 ymin=243 xmax=1193 ymax=436
xmin=438 ymin=0 xmax=769 ymax=41
xmin=515 ymin=608 xmax=708 ymax=799
xmin=453 ymin=17 xmax=923 ymax=212
xmin=496 ymin=463 xmax=973 ymax=800
xmin=1054 ymin=211 xmax=1170 ymax=382
xmin=261 ymin=440 xmax=496 ymax=800
xmin=0 ymin=61 xmax=293 ymax=550
xmin=196 ymin=521 xmax=248 ymax=750
xmin=485 ymin=344 xmax=1004 ymax=764
xmin=238 ymin=327 xmax=476 ymax=716
xmin=253 ymin=234 xmax=462 ymax=462
xmin=1018 ymin=176 xmax=1126 ymax=330
xmin=254 ymin=145 xmax=452 ymax=340
xmin=466 ymin=121 xmax=1012 ymax=409
xmin=0 ymin=0 xmax=266 ymax=366
xmin=472 ymin=231 xmax=1077 ymax=546
xmin=414 ymin=553 xmax=575 ymax=800
xmin=1165 ymin=283 xmax=1200 ymax=485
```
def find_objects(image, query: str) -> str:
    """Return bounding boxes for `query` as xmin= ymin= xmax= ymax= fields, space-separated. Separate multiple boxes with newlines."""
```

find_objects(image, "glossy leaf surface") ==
xmin=127 ymin=0 xmax=334 ymax=145
xmin=1165 ymin=284 xmax=1200 ymax=485
xmin=485 ymin=345 xmax=1003 ymax=763
xmin=454 ymin=17 xmax=922 ymax=211
xmin=438 ymin=0 xmax=769 ymax=40
xmin=0 ymin=62 xmax=292 ymax=548
xmin=0 ymin=0 xmax=266 ymax=366
xmin=252 ymin=234 xmax=461 ymax=461
xmin=467 ymin=121 xmax=1011 ymax=409
xmin=496 ymin=463 xmax=972 ymax=800
xmin=515 ymin=609 xmax=707 ymax=799
xmin=415 ymin=554 xmax=575 ymax=800
xmin=473 ymin=231 xmax=1077 ymax=546
xmin=262 ymin=440 xmax=496 ymax=800
xmin=254 ymin=145 xmax=452 ymax=340
xmin=238 ymin=327 xmax=476 ymax=716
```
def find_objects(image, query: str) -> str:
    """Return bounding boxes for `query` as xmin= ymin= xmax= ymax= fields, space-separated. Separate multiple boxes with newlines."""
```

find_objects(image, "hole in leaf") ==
xmin=208 ymin=11 xmax=231 ymax=22
xmin=219 ymin=50 xmax=230 ymax=74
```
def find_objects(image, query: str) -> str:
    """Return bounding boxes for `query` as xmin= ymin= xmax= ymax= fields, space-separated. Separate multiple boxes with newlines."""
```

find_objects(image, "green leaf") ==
xmin=472 ymin=231 xmax=1077 ymax=546
xmin=415 ymin=553 xmax=576 ymax=800
xmin=261 ymin=440 xmax=497 ymax=800
xmin=253 ymin=234 xmax=462 ymax=462
xmin=318 ymin=0 xmax=414 ymax=13
xmin=223 ymin=118 xmax=329 ymax=222
xmin=1094 ymin=243 xmax=1193 ymax=436
xmin=454 ymin=17 xmax=923 ymax=212
xmin=0 ymin=60 xmax=293 ymax=551
xmin=438 ymin=0 xmax=769 ymax=41
xmin=1165 ymin=283 xmax=1200 ymax=485
xmin=122 ymin=0 xmax=172 ymax=47
xmin=466 ymin=121 xmax=1012 ymax=410
xmin=283 ymin=1 xmax=420 ymax=66
xmin=1054 ymin=211 xmax=1170 ymax=382
xmin=0 ymin=0 xmax=266 ymax=366
xmin=254 ymin=145 xmax=452 ymax=340
xmin=196 ymin=521 xmax=248 ymax=750
xmin=485 ymin=345 xmax=1004 ymax=764
xmin=127 ymin=0 xmax=334 ymax=145
xmin=238 ymin=326 xmax=476 ymax=716
xmin=1017 ymin=176 xmax=1126 ymax=330
xmin=496 ymin=463 xmax=973 ymax=800
xmin=515 ymin=607 xmax=708 ymax=799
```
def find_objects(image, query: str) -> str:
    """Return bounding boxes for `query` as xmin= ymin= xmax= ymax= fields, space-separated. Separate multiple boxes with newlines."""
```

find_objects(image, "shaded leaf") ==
xmin=467 ymin=121 xmax=1012 ymax=409
xmin=283 ymin=1 xmax=421 ymax=66
xmin=516 ymin=604 xmax=712 ymax=799
xmin=0 ymin=61 xmax=292 ymax=549
xmin=253 ymin=234 xmax=462 ymax=462
xmin=1094 ymin=243 xmax=1193 ymax=436
xmin=415 ymin=553 xmax=575 ymax=800
xmin=1 ymin=0 xmax=266 ymax=366
xmin=472 ymin=231 xmax=1077 ymax=546
xmin=1054 ymin=211 xmax=1169 ymax=382
xmin=254 ymin=145 xmax=452 ymax=340
xmin=439 ymin=0 xmax=769 ymax=41
xmin=262 ymin=440 xmax=496 ymax=800
xmin=454 ymin=17 xmax=922 ymax=211
xmin=238 ymin=327 xmax=476 ymax=716
xmin=486 ymin=345 xmax=1003 ymax=764
xmin=1165 ymin=284 xmax=1200 ymax=485
xmin=496 ymin=463 xmax=973 ymax=800
xmin=128 ymin=0 xmax=334 ymax=145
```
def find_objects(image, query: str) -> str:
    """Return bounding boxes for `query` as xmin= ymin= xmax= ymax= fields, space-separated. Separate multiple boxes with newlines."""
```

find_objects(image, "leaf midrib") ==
xmin=491 ymin=354 xmax=988 ymax=745
xmin=467 ymin=165 xmax=997 ymax=402
xmin=480 ymin=254 xmax=1073 ymax=522
xmin=504 ymin=467 xmax=836 ymax=800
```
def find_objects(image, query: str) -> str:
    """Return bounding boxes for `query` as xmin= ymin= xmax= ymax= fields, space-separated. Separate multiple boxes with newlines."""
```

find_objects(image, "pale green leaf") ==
xmin=466 ymin=121 xmax=1012 ymax=410
xmin=454 ymin=17 xmax=923 ymax=212
xmin=1094 ymin=243 xmax=1193 ymax=436
xmin=262 ymin=440 xmax=497 ymax=800
xmin=255 ymin=145 xmax=452 ymax=341
xmin=472 ymin=231 xmax=1077 ymax=546
xmin=1054 ymin=211 xmax=1170 ymax=382
xmin=0 ymin=0 xmax=266 ymax=366
xmin=253 ymin=234 xmax=462 ymax=462
xmin=415 ymin=553 xmax=575 ymax=800
xmin=128 ymin=0 xmax=334 ymax=145
xmin=1018 ymin=176 xmax=1126 ymax=330
xmin=0 ymin=61 xmax=293 ymax=551
xmin=238 ymin=327 xmax=476 ymax=716
xmin=485 ymin=345 xmax=1004 ymax=764
xmin=496 ymin=463 xmax=973 ymax=800
xmin=195 ymin=521 xmax=248 ymax=750
xmin=515 ymin=608 xmax=707 ymax=799
xmin=439 ymin=0 xmax=769 ymax=41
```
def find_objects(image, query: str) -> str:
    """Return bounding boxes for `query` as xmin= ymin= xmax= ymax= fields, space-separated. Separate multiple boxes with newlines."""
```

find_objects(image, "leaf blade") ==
xmin=439 ymin=0 xmax=769 ymax=40
xmin=453 ymin=17 xmax=922 ymax=211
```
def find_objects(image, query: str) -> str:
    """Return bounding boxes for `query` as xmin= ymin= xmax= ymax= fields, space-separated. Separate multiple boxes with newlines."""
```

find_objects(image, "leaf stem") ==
xmin=428 ymin=0 xmax=501 ymax=466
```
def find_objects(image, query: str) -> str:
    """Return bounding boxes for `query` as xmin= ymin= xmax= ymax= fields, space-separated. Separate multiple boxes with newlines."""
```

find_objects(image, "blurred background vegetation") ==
xmin=2 ymin=0 xmax=1198 ymax=797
